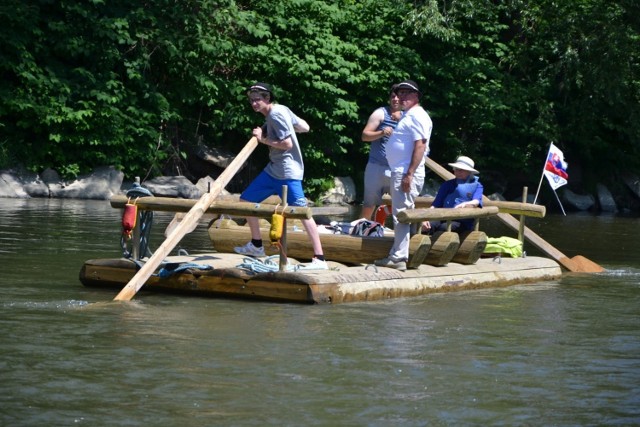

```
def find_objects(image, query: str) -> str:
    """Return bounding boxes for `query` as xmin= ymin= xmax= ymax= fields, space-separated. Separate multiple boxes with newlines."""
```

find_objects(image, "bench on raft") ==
xmin=111 ymin=194 xmax=545 ymax=269
xmin=382 ymin=195 xmax=547 ymax=266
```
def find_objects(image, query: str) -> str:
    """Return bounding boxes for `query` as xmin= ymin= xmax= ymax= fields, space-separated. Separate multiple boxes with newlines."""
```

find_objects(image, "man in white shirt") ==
xmin=375 ymin=80 xmax=432 ymax=271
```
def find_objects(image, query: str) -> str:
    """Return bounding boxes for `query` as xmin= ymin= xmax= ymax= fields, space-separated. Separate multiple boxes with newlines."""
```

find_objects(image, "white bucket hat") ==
xmin=448 ymin=156 xmax=479 ymax=174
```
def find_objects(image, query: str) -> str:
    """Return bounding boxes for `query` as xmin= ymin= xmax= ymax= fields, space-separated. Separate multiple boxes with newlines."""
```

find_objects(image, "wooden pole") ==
xmin=382 ymin=195 xmax=547 ymax=218
xmin=424 ymin=157 xmax=604 ymax=273
xmin=110 ymin=196 xmax=312 ymax=219
xmin=113 ymin=137 xmax=259 ymax=301
xmin=279 ymin=185 xmax=288 ymax=272
xmin=518 ymin=187 xmax=528 ymax=245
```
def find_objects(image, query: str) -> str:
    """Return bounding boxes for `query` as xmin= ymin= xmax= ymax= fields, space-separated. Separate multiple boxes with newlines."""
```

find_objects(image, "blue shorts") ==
xmin=240 ymin=170 xmax=309 ymax=207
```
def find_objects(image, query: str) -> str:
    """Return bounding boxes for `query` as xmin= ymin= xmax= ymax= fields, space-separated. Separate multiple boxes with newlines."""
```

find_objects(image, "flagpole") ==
xmin=552 ymin=189 xmax=567 ymax=216
xmin=533 ymin=170 xmax=546 ymax=204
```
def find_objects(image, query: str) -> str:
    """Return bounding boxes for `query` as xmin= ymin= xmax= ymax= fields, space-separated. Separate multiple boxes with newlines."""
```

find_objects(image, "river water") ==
xmin=1 ymin=198 xmax=639 ymax=426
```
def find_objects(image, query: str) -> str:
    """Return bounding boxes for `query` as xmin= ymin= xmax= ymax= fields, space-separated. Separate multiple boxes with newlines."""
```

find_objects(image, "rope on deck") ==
xmin=236 ymin=255 xmax=296 ymax=273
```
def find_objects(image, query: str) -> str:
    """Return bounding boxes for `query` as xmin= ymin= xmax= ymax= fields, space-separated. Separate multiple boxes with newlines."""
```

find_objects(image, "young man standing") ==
xmin=360 ymin=85 xmax=402 ymax=221
xmin=375 ymin=80 xmax=432 ymax=271
xmin=234 ymin=82 xmax=327 ymax=270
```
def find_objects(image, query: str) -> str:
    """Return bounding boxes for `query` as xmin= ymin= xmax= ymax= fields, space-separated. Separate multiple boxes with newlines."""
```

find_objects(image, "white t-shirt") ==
xmin=385 ymin=106 xmax=432 ymax=173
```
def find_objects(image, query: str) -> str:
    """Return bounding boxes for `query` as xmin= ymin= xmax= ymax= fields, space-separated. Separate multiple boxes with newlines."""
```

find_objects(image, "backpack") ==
xmin=350 ymin=219 xmax=385 ymax=237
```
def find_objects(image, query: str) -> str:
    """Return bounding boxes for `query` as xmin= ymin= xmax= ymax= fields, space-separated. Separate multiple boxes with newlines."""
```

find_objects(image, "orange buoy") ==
xmin=122 ymin=200 xmax=138 ymax=239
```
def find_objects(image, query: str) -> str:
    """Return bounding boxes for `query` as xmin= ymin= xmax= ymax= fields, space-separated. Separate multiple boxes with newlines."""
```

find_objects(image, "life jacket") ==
xmin=443 ymin=176 xmax=480 ymax=208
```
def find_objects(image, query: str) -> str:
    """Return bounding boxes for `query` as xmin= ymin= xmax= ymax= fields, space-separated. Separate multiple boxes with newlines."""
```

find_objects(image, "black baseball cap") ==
xmin=395 ymin=80 xmax=421 ymax=95
xmin=248 ymin=82 xmax=273 ymax=93
xmin=247 ymin=82 xmax=275 ymax=102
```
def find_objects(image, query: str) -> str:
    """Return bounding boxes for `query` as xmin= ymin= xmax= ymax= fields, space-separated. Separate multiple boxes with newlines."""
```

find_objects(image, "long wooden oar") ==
xmin=424 ymin=157 xmax=604 ymax=273
xmin=114 ymin=137 xmax=259 ymax=301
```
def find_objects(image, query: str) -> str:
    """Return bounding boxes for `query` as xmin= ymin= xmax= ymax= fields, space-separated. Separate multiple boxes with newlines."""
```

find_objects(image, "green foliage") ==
xmin=0 ymin=0 xmax=638 ymax=200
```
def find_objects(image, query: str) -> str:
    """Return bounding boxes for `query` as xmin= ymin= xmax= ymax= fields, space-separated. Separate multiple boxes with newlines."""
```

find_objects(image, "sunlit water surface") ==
xmin=1 ymin=198 xmax=639 ymax=426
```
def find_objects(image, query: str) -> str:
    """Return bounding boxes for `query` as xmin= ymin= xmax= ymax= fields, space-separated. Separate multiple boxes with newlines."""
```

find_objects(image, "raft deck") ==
xmin=80 ymin=253 xmax=562 ymax=304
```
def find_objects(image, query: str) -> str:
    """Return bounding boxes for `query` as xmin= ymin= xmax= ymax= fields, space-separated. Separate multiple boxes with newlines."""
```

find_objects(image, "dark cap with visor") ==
xmin=395 ymin=80 xmax=421 ymax=95
xmin=247 ymin=82 xmax=275 ymax=101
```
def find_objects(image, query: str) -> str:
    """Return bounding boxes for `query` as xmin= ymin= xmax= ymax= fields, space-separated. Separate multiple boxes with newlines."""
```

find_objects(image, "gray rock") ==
xmin=562 ymin=188 xmax=595 ymax=211
xmin=0 ymin=168 xmax=47 ymax=198
xmin=142 ymin=176 xmax=202 ymax=199
xmin=420 ymin=178 xmax=440 ymax=197
xmin=512 ymin=194 xmax=537 ymax=204
xmin=486 ymin=193 xmax=506 ymax=201
xmin=194 ymin=143 xmax=235 ymax=169
xmin=596 ymin=183 xmax=618 ymax=213
xmin=24 ymin=181 xmax=49 ymax=197
xmin=48 ymin=166 xmax=123 ymax=200
xmin=40 ymin=168 xmax=60 ymax=184
xmin=319 ymin=176 xmax=356 ymax=205
xmin=622 ymin=173 xmax=640 ymax=200
xmin=0 ymin=171 xmax=30 ymax=198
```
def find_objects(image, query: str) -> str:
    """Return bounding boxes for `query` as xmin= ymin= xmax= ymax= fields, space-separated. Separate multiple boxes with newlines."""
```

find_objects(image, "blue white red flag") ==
xmin=543 ymin=143 xmax=568 ymax=190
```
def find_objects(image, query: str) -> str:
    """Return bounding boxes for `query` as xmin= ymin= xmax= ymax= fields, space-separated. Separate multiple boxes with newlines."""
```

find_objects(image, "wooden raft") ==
xmin=79 ymin=253 xmax=563 ymax=304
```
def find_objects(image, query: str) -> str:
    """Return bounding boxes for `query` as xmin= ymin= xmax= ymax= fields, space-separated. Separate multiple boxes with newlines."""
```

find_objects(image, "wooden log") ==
xmin=129 ymin=193 xmax=351 ymax=216
xmin=110 ymin=195 xmax=312 ymax=219
xmin=424 ymin=231 xmax=460 ymax=266
xmin=407 ymin=234 xmax=431 ymax=269
xmin=210 ymin=226 xmax=388 ymax=263
xmin=382 ymin=195 xmax=546 ymax=218
xmin=397 ymin=206 xmax=499 ymax=223
xmin=209 ymin=225 xmax=435 ymax=266
xmin=451 ymin=230 xmax=488 ymax=265
xmin=209 ymin=218 xmax=239 ymax=229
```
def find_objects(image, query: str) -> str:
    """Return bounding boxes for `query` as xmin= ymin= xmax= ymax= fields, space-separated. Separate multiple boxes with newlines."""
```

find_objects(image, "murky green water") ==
xmin=1 ymin=198 xmax=639 ymax=426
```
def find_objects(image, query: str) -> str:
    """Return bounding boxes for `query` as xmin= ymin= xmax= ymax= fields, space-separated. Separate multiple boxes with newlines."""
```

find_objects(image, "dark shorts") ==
xmin=240 ymin=170 xmax=308 ymax=206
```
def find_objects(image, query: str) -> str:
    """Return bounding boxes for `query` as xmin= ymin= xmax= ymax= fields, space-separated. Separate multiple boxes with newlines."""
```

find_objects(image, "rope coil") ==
xmin=236 ymin=255 xmax=296 ymax=273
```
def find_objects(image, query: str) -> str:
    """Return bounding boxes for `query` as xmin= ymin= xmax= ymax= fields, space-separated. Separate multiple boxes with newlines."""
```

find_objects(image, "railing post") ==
xmin=279 ymin=185 xmax=288 ymax=272
xmin=518 ymin=187 xmax=528 ymax=254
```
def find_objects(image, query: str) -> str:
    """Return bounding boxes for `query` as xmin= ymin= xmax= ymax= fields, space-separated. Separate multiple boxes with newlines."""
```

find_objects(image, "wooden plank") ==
xmin=113 ymin=137 xmax=259 ymax=301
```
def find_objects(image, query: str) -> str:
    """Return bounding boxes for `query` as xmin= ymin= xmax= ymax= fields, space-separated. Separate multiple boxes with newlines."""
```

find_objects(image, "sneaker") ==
xmin=233 ymin=241 xmax=265 ymax=257
xmin=296 ymin=258 xmax=329 ymax=271
xmin=374 ymin=256 xmax=407 ymax=271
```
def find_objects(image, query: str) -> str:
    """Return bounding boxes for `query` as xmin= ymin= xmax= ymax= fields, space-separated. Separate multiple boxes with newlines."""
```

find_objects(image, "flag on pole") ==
xmin=543 ymin=143 xmax=568 ymax=190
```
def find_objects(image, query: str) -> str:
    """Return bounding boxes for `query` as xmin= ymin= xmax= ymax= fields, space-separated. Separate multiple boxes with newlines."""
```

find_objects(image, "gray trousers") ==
xmin=388 ymin=167 xmax=425 ymax=261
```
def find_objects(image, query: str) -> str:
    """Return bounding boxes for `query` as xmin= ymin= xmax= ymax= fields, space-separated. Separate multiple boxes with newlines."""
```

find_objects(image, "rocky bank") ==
xmin=2 ymin=163 xmax=640 ymax=215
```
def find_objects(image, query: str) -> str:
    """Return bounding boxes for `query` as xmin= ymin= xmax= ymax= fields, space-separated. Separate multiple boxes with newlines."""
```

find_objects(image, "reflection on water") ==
xmin=1 ymin=198 xmax=639 ymax=426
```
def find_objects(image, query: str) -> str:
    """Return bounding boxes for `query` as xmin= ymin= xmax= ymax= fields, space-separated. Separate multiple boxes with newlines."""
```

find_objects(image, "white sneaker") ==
xmin=296 ymin=258 xmax=329 ymax=271
xmin=234 ymin=241 xmax=265 ymax=257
